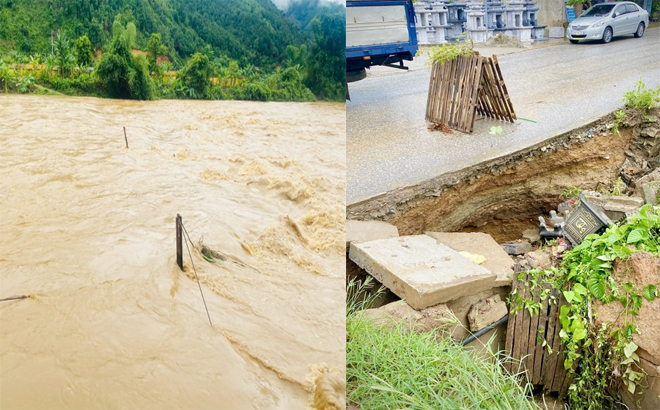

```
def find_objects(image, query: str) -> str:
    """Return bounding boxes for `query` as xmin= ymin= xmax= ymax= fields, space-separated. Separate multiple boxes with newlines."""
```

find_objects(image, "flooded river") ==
xmin=0 ymin=95 xmax=346 ymax=409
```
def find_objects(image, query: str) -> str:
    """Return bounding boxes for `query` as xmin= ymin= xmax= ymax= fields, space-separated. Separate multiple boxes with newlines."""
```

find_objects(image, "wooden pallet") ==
xmin=426 ymin=53 xmax=516 ymax=133
xmin=504 ymin=271 xmax=570 ymax=395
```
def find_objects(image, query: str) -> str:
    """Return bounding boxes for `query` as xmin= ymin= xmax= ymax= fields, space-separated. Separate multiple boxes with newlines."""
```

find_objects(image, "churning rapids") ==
xmin=0 ymin=95 xmax=346 ymax=409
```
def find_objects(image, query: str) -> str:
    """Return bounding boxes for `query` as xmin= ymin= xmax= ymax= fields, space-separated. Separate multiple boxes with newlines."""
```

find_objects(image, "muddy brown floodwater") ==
xmin=0 ymin=95 xmax=346 ymax=409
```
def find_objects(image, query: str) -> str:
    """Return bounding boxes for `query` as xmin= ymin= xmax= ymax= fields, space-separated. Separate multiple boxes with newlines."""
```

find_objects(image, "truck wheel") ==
xmin=347 ymin=69 xmax=367 ymax=83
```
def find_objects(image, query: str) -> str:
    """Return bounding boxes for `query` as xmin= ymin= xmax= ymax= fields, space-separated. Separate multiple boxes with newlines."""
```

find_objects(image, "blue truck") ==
xmin=346 ymin=0 xmax=418 ymax=83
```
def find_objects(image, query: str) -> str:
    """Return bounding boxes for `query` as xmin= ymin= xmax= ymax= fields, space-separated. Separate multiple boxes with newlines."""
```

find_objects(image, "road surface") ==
xmin=347 ymin=28 xmax=660 ymax=205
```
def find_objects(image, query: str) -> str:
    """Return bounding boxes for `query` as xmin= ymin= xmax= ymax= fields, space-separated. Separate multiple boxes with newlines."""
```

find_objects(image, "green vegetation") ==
xmin=177 ymin=52 xmax=211 ymax=99
xmin=612 ymin=109 xmax=626 ymax=135
xmin=0 ymin=0 xmax=345 ymax=101
xmin=561 ymin=186 xmax=583 ymax=199
xmin=73 ymin=35 xmax=93 ymax=67
xmin=623 ymin=79 xmax=660 ymax=111
xmin=598 ymin=177 xmax=627 ymax=197
xmin=347 ymin=280 xmax=539 ymax=410
xmin=423 ymin=42 xmax=473 ymax=66
xmin=96 ymin=19 xmax=153 ymax=100
xmin=510 ymin=205 xmax=660 ymax=409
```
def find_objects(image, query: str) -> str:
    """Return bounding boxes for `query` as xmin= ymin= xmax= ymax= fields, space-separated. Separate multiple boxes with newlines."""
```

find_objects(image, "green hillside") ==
xmin=0 ymin=0 xmax=345 ymax=101
xmin=0 ymin=0 xmax=305 ymax=68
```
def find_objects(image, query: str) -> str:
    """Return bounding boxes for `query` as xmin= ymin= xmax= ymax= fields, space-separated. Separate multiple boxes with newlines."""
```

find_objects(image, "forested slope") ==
xmin=0 ymin=0 xmax=304 ymax=67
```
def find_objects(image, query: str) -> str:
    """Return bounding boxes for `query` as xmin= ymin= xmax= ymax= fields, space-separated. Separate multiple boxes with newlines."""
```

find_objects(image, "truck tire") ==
xmin=347 ymin=69 xmax=367 ymax=83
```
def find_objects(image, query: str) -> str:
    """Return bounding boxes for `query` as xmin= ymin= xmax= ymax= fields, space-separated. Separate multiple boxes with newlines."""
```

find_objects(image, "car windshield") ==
xmin=581 ymin=4 xmax=616 ymax=17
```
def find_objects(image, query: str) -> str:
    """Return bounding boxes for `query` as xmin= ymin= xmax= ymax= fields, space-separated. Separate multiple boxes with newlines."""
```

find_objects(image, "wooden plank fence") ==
xmin=426 ymin=52 xmax=516 ymax=133
xmin=504 ymin=270 xmax=570 ymax=395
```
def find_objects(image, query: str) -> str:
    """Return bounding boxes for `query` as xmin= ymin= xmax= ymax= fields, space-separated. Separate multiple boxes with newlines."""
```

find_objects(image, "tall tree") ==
xmin=73 ymin=35 xmax=93 ymax=67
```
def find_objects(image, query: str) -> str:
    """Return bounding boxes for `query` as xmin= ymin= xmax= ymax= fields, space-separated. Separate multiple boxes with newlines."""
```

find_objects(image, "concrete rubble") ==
xmin=347 ymin=228 xmax=514 ymax=354
xmin=346 ymin=220 xmax=399 ymax=252
xmin=501 ymin=240 xmax=532 ymax=256
xmin=467 ymin=294 xmax=508 ymax=331
xmin=346 ymin=220 xmax=401 ymax=307
xmin=642 ymin=181 xmax=660 ymax=206
xmin=602 ymin=195 xmax=645 ymax=221
xmin=349 ymin=235 xmax=497 ymax=309
xmin=361 ymin=300 xmax=455 ymax=333
xmin=426 ymin=231 xmax=514 ymax=286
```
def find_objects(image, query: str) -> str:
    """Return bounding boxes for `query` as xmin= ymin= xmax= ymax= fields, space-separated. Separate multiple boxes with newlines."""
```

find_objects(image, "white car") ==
xmin=567 ymin=2 xmax=650 ymax=44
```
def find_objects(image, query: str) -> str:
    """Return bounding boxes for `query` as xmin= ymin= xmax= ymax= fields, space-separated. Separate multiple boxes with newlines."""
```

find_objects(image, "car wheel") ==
xmin=569 ymin=39 xmax=579 ymax=44
xmin=602 ymin=27 xmax=613 ymax=43
xmin=634 ymin=22 xmax=645 ymax=38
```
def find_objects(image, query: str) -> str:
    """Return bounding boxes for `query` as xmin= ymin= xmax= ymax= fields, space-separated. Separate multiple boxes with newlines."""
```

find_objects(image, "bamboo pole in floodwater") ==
xmin=0 ymin=295 xmax=28 ymax=302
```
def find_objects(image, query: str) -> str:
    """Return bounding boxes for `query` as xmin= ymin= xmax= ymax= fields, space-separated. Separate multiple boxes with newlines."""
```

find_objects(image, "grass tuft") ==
xmin=346 ymin=280 xmax=541 ymax=410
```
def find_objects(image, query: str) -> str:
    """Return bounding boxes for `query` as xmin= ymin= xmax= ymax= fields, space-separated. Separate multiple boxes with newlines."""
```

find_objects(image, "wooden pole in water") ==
xmin=0 ymin=295 xmax=28 ymax=302
xmin=123 ymin=127 xmax=129 ymax=148
xmin=176 ymin=214 xmax=183 ymax=270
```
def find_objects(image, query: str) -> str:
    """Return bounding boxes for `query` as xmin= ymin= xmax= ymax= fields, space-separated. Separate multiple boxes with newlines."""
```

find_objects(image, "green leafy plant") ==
xmin=54 ymin=32 xmax=75 ymax=78
xmin=509 ymin=205 xmax=660 ymax=409
xmin=423 ymin=37 xmax=473 ymax=67
xmin=561 ymin=186 xmax=582 ymax=199
xmin=623 ymin=79 xmax=660 ymax=111
xmin=12 ymin=73 xmax=35 ymax=93
xmin=73 ymin=35 xmax=94 ymax=67
xmin=612 ymin=109 xmax=626 ymax=135
xmin=597 ymin=177 xmax=627 ymax=196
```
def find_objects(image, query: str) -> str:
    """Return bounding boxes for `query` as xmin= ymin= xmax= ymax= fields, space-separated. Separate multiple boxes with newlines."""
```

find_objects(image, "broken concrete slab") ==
xmin=526 ymin=249 xmax=552 ymax=270
xmin=642 ymin=181 xmax=660 ymax=206
xmin=346 ymin=220 xmax=399 ymax=252
xmin=467 ymin=294 xmax=508 ymax=332
xmin=602 ymin=195 xmax=644 ymax=221
xmin=349 ymin=235 xmax=497 ymax=309
xmin=446 ymin=287 xmax=511 ymax=341
xmin=522 ymin=229 xmax=541 ymax=244
xmin=501 ymin=241 xmax=532 ymax=256
xmin=361 ymin=300 xmax=454 ymax=333
xmin=634 ymin=169 xmax=660 ymax=197
xmin=425 ymin=232 xmax=514 ymax=286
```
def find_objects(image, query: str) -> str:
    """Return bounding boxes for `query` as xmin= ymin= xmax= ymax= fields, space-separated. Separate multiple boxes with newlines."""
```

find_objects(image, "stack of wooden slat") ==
xmin=504 ymin=271 xmax=570 ymax=395
xmin=426 ymin=52 xmax=516 ymax=133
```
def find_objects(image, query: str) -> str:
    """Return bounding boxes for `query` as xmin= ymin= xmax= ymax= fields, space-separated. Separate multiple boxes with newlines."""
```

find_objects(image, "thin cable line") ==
xmin=180 ymin=221 xmax=213 ymax=327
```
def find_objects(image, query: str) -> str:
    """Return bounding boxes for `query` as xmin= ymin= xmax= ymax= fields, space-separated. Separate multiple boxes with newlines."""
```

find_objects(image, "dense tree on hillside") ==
xmin=146 ymin=33 xmax=167 ymax=73
xmin=74 ymin=35 xmax=93 ymax=67
xmin=306 ymin=13 xmax=344 ymax=100
xmin=96 ymin=18 xmax=152 ymax=100
xmin=54 ymin=33 xmax=74 ymax=78
xmin=178 ymin=52 xmax=211 ymax=99
xmin=0 ymin=0 xmax=304 ymax=68
xmin=0 ymin=0 xmax=346 ymax=101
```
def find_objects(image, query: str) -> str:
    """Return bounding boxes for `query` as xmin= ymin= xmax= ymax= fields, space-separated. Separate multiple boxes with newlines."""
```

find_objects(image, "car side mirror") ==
xmin=613 ymin=12 xmax=618 ymax=17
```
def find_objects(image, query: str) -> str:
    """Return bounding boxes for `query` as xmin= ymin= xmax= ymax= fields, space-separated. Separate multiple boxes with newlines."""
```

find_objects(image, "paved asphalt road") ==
xmin=347 ymin=28 xmax=660 ymax=205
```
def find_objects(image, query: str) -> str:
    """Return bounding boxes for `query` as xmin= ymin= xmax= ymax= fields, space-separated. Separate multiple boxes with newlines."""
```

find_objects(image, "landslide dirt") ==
xmin=347 ymin=114 xmax=635 ymax=243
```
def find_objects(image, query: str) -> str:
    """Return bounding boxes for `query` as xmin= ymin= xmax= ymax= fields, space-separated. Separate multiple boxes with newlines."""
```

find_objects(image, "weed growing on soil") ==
xmin=347 ymin=280 xmax=539 ymax=410
xmin=510 ymin=205 xmax=660 ymax=409
xmin=612 ymin=109 xmax=626 ymax=135
xmin=561 ymin=186 xmax=582 ymax=199
xmin=623 ymin=79 xmax=660 ymax=111
xmin=597 ymin=177 xmax=627 ymax=196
